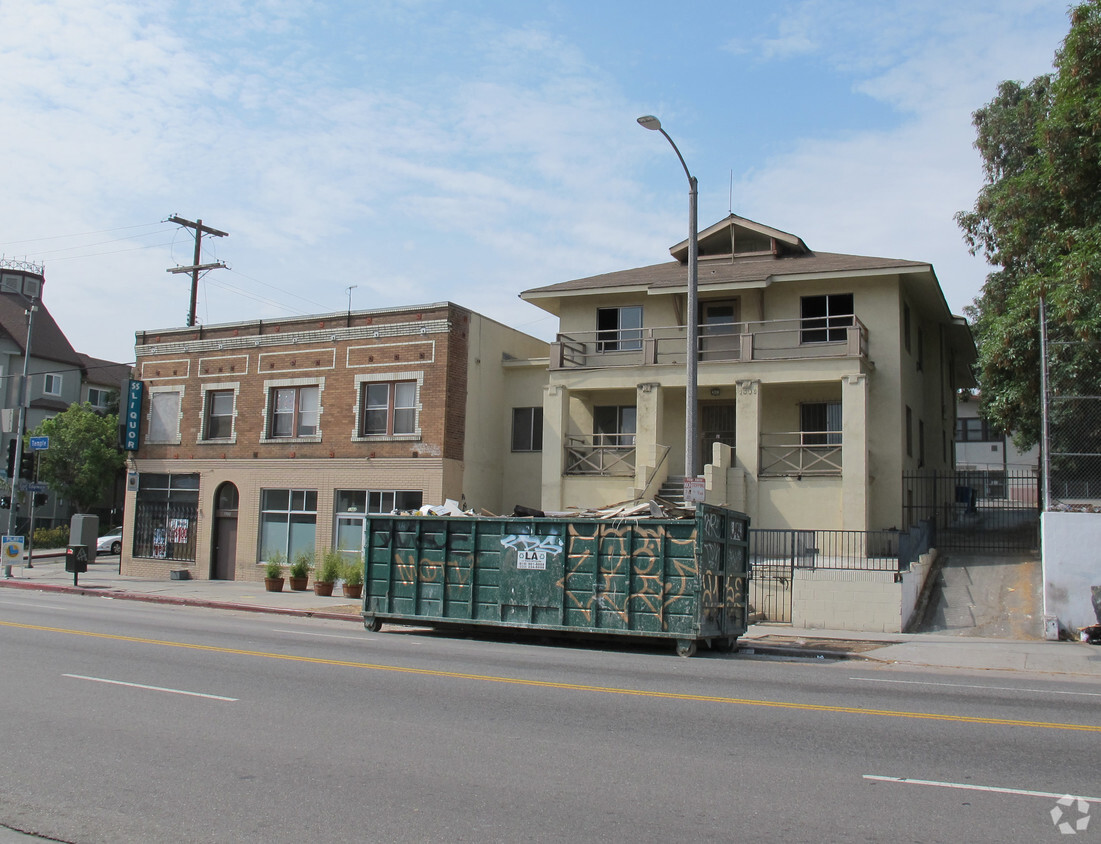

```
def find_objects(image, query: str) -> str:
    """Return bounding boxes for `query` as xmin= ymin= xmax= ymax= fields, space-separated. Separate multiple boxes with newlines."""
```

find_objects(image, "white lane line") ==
xmin=63 ymin=674 xmax=237 ymax=701
xmin=864 ymin=775 xmax=1101 ymax=803
xmin=271 ymin=628 xmax=367 ymax=641
xmin=0 ymin=599 xmax=70 ymax=610
xmin=850 ymin=676 xmax=1101 ymax=697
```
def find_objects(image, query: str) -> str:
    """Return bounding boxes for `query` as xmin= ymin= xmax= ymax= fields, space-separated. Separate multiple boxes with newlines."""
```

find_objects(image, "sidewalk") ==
xmin=4 ymin=550 xmax=1100 ymax=677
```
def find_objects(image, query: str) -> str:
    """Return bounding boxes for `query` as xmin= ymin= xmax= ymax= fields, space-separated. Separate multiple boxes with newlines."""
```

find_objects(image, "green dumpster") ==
xmin=362 ymin=502 xmax=749 ymax=656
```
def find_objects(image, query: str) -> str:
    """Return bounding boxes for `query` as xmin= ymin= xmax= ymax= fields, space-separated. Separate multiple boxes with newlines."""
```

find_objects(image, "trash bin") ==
xmin=361 ymin=502 xmax=749 ymax=656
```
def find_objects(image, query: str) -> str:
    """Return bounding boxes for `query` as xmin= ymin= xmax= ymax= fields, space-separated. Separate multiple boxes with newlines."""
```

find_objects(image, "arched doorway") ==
xmin=210 ymin=482 xmax=239 ymax=580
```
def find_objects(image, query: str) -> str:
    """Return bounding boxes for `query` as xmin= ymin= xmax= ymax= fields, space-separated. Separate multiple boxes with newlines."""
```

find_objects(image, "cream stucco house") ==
xmin=516 ymin=215 xmax=977 ymax=536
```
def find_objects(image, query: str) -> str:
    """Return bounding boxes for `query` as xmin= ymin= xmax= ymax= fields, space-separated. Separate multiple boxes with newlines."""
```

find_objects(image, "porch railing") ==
xmin=550 ymin=316 xmax=867 ymax=370
xmin=750 ymin=528 xmax=911 ymax=572
xmin=564 ymin=435 xmax=636 ymax=476
xmin=759 ymin=432 xmax=842 ymax=476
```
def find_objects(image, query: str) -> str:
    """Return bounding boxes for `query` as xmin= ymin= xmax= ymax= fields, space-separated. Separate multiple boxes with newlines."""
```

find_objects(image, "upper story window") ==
xmin=511 ymin=407 xmax=543 ymax=452
xmin=360 ymin=381 xmax=417 ymax=436
xmin=270 ymin=385 xmax=319 ymax=438
xmin=956 ymin=417 xmax=1001 ymax=443
xmin=203 ymin=388 xmax=235 ymax=440
xmin=800 ymin=294 xmax=853 ymax=343
xmin=597 ymin=306 xmax=642 ymax=352
xmin=87 ymin=387 xmax=113 ymax=409
xmin=147 ymin=388 xmax=183 ymax=444
xmin=43 ymin=373 xmax=62 ymax=396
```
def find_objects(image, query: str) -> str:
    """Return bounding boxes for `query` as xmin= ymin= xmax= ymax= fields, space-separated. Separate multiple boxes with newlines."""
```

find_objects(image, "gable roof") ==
xmin=0 ymin=292 xmax=84 ymax=367
xmin=79 ymin=353 xmax=132 ymax=391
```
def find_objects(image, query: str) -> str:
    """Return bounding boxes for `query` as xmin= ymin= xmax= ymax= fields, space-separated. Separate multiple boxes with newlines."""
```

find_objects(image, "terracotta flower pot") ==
xmin=313 ymin=581 xmax=334 ymax=597
xmin=264 ymin=577 xmax=284 ymax=593
xmin=288 ymin=576 xmax=309 ymax=591
xmin=342 ymin=583 xmax=363 ymax=600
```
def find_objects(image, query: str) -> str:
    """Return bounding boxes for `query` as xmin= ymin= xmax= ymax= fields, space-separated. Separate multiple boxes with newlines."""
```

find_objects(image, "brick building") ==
xmin=121 ymin=302 xmax=546 ymax=581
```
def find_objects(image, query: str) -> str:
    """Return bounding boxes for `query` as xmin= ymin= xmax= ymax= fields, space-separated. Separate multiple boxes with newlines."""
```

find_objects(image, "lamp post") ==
xmin=637 ymin=115 xmax=699 ymax=480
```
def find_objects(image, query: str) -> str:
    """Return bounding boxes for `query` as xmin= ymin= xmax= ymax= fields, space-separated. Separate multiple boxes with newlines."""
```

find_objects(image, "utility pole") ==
xmin=7 ymin=301 xmax=37 ymax=537
xmin=166 ymin=216 xmax=229 ymax=327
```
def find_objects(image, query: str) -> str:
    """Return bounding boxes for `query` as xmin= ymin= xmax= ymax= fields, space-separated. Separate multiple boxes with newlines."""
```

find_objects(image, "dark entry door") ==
xmin=211 ymin=482 xmax=240 ymax=580
xmin=701 ymin=402 xmax=736 ymax=462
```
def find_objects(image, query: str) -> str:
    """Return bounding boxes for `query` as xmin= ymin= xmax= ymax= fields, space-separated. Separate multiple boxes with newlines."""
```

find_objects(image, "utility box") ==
xmin=69 ymin=514 xmax=99 ymax=565
xmin=65 ymin=545 xmax=88 ymax=574
xmin=362 ymin=502 xmax=749 ymax=656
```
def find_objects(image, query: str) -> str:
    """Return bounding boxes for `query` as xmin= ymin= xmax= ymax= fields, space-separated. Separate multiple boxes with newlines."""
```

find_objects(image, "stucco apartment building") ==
xmin=516 ymin=215 xmax=977 ymax=534
xmin=121 ymin=302 xmax=546 ymax=581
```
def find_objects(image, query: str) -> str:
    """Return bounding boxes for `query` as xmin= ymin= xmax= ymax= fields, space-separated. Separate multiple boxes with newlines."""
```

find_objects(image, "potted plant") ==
xmin=288 ymin=550 xmax=312 ymax=591
xmin=263 ymin=552 xmax=286 ymax=592
xmin=342 ymin=555 xmax=364 ymax=600
xmin=313 ymin=548 xmax=342 ymax=596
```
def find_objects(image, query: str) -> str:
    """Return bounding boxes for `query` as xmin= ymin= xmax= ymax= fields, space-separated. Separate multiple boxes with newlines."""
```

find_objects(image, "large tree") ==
xmin=958 ymin=1 xmax=1101 ymax=450
xmin=31 ymin=403 xmax=125 ymax=513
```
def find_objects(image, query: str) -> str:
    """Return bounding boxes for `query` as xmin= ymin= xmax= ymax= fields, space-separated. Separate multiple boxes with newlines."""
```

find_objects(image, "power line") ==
xmin=0 ymin=222 xmax=167 ymax=247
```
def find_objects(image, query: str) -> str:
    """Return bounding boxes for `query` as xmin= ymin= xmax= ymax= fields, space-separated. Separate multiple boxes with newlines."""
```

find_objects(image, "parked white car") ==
xmin=96 ymin=527 xmax=122 ymax=556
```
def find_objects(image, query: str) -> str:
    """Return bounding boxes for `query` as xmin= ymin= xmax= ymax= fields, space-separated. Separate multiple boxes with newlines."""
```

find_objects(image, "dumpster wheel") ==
xmin=676 ymin=639 xmax=698 ymax=657
xmin=363 ymin=616 xmax=383 ymax=632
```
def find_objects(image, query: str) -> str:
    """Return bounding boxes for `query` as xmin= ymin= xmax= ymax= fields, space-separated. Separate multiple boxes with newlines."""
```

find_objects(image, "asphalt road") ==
xmin=1 ymin=589 xmax=1099 ymax=843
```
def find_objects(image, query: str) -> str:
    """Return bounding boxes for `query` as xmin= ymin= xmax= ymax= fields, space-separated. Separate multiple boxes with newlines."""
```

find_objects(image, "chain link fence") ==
xmin=1043 ymin=306 xmax=1101 ymax=511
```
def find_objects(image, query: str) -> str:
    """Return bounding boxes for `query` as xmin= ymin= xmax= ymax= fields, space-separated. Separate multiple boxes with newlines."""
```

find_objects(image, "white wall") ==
xmin=1042 ymin=511 xmax=1101 ymax=632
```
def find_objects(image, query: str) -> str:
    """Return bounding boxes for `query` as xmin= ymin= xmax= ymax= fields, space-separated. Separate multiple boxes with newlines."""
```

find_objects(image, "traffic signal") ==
xmin=18 ymin=450 xmax=34 ymax=480
xmin=4 ymin=440 xmax=14 ymax=478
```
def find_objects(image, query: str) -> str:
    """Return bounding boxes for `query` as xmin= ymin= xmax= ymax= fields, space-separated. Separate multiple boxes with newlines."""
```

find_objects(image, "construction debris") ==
xmin=392 ymin=496 xmax=697 ymax=520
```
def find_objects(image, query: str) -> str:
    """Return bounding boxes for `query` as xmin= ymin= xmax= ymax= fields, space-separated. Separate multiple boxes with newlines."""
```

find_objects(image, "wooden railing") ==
xmin=759 ymin=432 xmax=842 ymax=476
xmin=550 ymin=316 xmax=867 ymax=370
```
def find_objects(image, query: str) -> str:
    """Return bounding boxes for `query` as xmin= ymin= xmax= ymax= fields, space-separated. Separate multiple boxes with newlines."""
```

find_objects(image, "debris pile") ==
xmin=396 ymin=497 xmax=696 ymax=520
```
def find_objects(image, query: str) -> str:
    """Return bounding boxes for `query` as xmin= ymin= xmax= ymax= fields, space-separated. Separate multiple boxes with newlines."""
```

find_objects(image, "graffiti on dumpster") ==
xmin=501 ymin=534 xmax=562 ymax=570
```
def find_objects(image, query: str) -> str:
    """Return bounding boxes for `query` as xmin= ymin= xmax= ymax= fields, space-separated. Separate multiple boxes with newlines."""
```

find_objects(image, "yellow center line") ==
xmin=5 ymin=619 xmax=1099 ymax=733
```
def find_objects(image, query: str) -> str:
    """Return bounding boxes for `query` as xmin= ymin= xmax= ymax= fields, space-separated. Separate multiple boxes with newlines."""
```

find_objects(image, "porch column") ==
xmin=841 ymin=373 xmax=869 ymax=531
xmin=634 ymin=382 xmax=663 ymax=493
xmin=541 ymin=383 xmax=569 ymax=511
xmin=734 ymin=379 xmax=760 ymax=522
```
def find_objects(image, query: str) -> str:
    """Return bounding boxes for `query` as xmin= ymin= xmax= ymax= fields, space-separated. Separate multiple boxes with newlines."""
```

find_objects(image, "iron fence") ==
xmin=903 ymin=470 xmax=1039 ymax=552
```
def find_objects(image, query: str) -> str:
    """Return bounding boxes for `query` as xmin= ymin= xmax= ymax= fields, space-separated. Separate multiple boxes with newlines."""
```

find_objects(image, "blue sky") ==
xmin=0 ymin=0 xmax=1073 ymax=363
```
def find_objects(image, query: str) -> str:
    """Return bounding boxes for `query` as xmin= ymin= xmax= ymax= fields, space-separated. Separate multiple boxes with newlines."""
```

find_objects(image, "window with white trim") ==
xmin=356 ymin=378 xmax=419 ymax=438
xmin=147 ymin=388 xmax=183 ymax=444
xmin=43 ymin=373 xmax=62 ymax=396
xmin=512 ymin=407 xmax=543 ymax=452
xmin=87 ymin=387 xmax=113 ymax=409
xmin=202 ymin=388 xmax=236 ymax=441
xmin=267 ymin=384 xmax=319 ymax=438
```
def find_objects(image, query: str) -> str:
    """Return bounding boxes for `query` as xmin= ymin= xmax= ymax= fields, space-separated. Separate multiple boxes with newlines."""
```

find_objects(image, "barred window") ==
xmin=132 ymin=473 xmax=199 ymax=561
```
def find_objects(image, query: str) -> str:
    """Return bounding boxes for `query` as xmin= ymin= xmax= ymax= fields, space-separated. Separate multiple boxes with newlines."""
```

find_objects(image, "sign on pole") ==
xmin=29 ymin=436 xmax=48 ymax=451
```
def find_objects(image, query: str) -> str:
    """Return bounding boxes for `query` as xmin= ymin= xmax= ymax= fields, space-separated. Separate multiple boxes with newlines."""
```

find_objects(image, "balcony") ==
xmin=759 ymin=432 xmax=842 ymax=476
xmin=550 ymin=316 xmax=867 ymax=370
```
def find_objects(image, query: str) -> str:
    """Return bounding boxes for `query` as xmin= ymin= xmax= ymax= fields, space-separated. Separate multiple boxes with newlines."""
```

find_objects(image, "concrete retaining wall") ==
xmin=1042 ymin=511 xmax=1101 ymax=633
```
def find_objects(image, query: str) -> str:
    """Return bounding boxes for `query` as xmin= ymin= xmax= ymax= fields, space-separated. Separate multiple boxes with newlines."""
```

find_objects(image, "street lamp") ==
xmin=638 ymin=114 xmax=700 ymax=480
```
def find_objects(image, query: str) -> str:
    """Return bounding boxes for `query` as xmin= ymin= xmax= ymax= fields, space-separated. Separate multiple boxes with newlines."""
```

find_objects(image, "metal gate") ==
xmin=903 ymin=470 xmax=1039 ymax=553
xmin=747 ymin=530 xmax=809 ymax=623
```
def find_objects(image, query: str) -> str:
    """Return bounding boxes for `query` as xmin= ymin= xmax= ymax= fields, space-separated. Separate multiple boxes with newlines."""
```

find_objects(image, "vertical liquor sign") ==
xmin=124 ymin=379 xmax=143 ymax=451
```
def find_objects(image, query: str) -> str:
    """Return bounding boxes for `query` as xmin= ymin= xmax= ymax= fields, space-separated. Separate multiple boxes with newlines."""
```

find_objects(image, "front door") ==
xmin=701 ymin=402 xmax=737 ymax=463
xmin=211 ymin=482 xmax=239 ymax=580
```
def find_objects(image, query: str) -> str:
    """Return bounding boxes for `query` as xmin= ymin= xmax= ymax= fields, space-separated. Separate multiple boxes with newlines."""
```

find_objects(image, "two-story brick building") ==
xmin=122 ymin=302 xmax=546 ymax=581
xmin=518 ymin=215 xmax=977 ymax=534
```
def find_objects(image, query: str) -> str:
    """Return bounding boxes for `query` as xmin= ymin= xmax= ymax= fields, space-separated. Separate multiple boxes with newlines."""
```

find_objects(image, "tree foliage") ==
xmin=958 ymin=1 xmax=1101 ymax=449
xmin=31 ymin=403 xmax=125 ymax=513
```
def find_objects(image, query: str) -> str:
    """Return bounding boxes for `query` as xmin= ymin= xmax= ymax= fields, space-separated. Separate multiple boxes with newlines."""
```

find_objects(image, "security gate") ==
xmin=748 ymin=530 xmax=807 ymax=623
xmin=903 ymin=470 xmax=1040 ymax=553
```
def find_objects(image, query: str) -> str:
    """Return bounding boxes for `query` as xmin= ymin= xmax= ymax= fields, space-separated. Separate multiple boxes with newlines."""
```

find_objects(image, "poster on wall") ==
xmin=152 ymin=528 xmax=167 ymax=559
xmin=168 ymin=519 xmax=189 ymax=544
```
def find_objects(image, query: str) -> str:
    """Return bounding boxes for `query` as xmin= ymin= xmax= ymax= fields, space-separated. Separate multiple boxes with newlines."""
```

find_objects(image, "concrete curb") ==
xmin=0 ymin=580 xmax=364 ymax=623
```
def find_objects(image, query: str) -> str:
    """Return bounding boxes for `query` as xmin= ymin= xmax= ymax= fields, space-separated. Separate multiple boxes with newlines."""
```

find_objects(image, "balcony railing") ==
xmin=759 ymin=432 xmax=842 ymax=476
xmin=550 ymin=316 xmax=867 ymax=370
xmin=564 ymin=435 xmax=636 ymax=476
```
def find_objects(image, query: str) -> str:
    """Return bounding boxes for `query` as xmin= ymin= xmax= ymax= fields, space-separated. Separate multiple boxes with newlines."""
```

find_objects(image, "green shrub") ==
xmin=264 ymin=551 xmax=286 ymax=579
xmin=289 ymin=549 xmax=313 ymax=579
xmin=33 ymin=526 xmax=70 ymax=549
xmin=316 ymin=548 xmax=342 ymax=583
xmin=342 ymin=556 xmax=364 ymax=586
